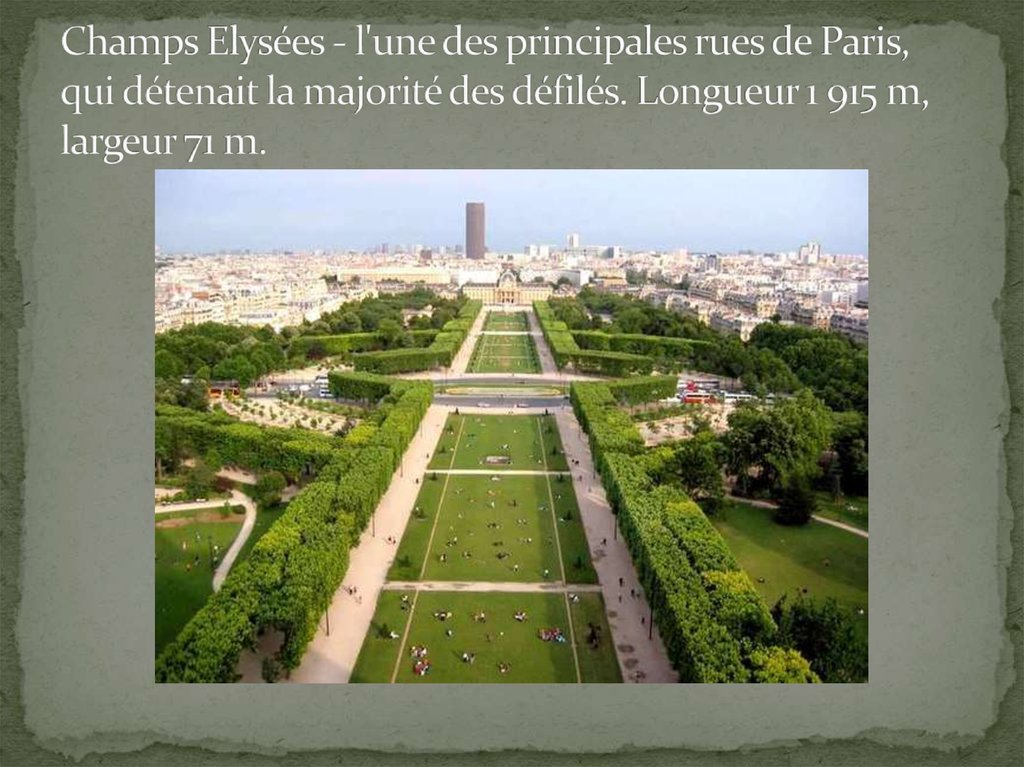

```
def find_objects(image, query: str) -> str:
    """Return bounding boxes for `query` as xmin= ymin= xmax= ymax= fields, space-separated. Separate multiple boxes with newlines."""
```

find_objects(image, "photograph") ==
xmin=152 ymin=169 xmax=869 ymax=684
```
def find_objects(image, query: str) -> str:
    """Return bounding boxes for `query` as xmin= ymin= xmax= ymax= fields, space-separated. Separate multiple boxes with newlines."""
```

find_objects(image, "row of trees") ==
xmin=651 ymin=390 xmax=864 ymax=512
xmin=351 ymin=300 xmax=482 ymax=373
xmin=156 ymin=374 xmax=433 ymax=682
xmin=617 ymin=384 xmax=868 ymax=682
xmin=286 ymin=286 xmax=464 ymax=336
xmin=155 ymin=290 xmax=468 ymax=391
xmin=554 ymin=291 xmax=868 ymax=416
xmin=571 ymin=378 xmax=817 ymax=683
xmin=533 ymin=301 xmax=654 ymax=376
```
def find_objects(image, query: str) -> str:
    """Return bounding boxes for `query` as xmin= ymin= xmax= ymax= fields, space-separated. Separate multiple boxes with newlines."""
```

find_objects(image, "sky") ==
xmin=155 ymin=169 xmax=868 ymax=255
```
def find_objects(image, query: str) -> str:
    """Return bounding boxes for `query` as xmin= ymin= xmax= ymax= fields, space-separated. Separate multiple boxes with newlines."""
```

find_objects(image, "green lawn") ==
xmin=352 ymin=590 xmax=619 ymax=683
xmin=154 ymin=506 xmax=246 ymax=655
xmin=813 ymin=492 xmax=869 ymax=531
xmin=483 ymin=312 xmax=530 ymax=332
xmin=712 ymin=500 xmax=868 ymax=638
xmin=389 ymin=473 xmax=595 ymax=583
xmin=428 ymin=414 xmax=569 ymax=472
xmin=469 ymin=332 xmax=540 ymax=373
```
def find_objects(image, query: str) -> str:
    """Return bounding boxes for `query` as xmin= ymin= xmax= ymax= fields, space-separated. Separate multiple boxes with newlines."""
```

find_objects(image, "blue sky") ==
xmin=155 ymin=169 xmax=868 ymax=254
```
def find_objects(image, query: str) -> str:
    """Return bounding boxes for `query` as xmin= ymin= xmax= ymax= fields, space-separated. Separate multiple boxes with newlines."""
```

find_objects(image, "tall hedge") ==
xmin=156 ymin=378 xmax=433 ymax=682
xmin=534 ymin=300 xmax=653 ymax=376
xmin=570 ymin=380 xmax=813 ymax=682
xmin=352 ymin=300 xmax=482 ymax=373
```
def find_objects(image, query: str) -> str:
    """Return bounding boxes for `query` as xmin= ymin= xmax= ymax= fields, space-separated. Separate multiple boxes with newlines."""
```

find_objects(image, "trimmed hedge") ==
xmin=574 ymin=330 xmax=710 ymax=362
xmin=607 ymin=375 xmax=678 ymax=406
xmin=534 ymin=301 xmax=653 ymax=376
xmin=570 ymin=379 xmax=813 ymax=682
xmin=155 ymin=405 xmax=337 ymax=482
xmin=156 ymin=378 xmax=433 ymax=682
xmin=328 ymin=371 xmax=396 ymax=402
xmin=353 ymin=300 xmax=482 ymax=373
xmin=288 ymin=329 xmax=438 ymax=361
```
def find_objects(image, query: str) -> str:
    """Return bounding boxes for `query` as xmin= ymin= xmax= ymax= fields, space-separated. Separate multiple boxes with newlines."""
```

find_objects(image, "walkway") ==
xmin=447 ymin=307 xmax=488 ymax=376
xmin=553 ymin=408 xmax=679 ymax=683
xmin=275 ymin=404 xmax=455 ymax=683
xmin=726 ymin=495 xmax=869 ymax=539
xmin=527 ymin=309 xmax=560 ymax=376
xmin=154 ymin=479 xmax=257 ymax=592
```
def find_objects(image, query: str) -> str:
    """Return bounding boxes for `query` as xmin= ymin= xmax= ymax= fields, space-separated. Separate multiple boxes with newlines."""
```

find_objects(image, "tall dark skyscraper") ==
xmin=465 ymin=202 xmax=485 ymax=260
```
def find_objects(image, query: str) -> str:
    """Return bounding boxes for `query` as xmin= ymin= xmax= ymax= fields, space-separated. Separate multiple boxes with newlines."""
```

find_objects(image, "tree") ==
xmin=665 ymin=431 xmax=725 ymax=511
xmin=255 ymin=470 xmax=287 ymax=506
xmin=773 ymin=476 xmax=818 ymax=525
xmin=185 ymin=459 xmax=216 ymax=498
xmin=832 ymin=411 xmax=869 ymax=496
xmin=376 ymin=318 xmax=403 ymax=348
xmin=155 ymin=349 xmax=185 ymax=380
xmin=334 ymin=312 xmax=362 ymax=333
xmin=771 ymin=594 xmax=868 ymax=683
xmin=747 ymin=646 xmax=819 ymax=683
xmin=724 ymin=390 xmax=833 ymax=494
xmin=614 ymin=307 xmax=649 ymax=335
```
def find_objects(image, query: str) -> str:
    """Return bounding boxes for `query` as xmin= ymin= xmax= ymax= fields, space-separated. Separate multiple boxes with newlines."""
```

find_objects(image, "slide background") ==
xmin=2 ymin=2 xmax=1020 ymax=764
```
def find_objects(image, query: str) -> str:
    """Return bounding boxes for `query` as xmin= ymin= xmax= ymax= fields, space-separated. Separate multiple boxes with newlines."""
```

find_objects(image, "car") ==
xmin=477 ymin=402 xmax=491 ymax=408
xmin=515 ymin=403 xmax=528 ymax=408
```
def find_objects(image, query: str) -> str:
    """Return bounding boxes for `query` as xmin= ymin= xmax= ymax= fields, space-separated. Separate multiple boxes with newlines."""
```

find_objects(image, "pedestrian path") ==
xmin=554 ymin=409 xmax=679 ymax=683
xmin=269 ymin=405 xmax=454 ymax=683
xmin=725 ymin=495 xmax=869 ymax=538
xmin=154 ymin=474 xmax=257 ymax=592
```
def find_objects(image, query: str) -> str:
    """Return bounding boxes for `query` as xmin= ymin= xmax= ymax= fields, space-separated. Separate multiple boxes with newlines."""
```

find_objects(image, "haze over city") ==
xmin=155 ymin=169 xmax=868 ymax=255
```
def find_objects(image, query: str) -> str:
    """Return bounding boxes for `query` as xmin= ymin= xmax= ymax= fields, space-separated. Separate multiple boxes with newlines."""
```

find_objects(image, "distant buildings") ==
xmin=462 ymin=269 xmax=552 ymax=305
xmin=466 ymin=202 xmax=486 ymax=260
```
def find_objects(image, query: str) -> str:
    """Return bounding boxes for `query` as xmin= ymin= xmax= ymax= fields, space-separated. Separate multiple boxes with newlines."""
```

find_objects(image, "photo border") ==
xmin=1 ymin=1 xmax=1020 ymax=765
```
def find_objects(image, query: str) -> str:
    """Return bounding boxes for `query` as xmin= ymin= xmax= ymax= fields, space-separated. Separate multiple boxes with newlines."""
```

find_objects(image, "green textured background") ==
xmin=1 ymin=1 xmax=1020 ymax=765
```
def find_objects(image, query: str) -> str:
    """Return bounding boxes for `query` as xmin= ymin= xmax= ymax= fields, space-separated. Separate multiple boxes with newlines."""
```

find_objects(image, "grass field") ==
xmin=354 ymin=408 xmax=619 ymax=684
xmin=389 ymin=472 xmax=596 ymax=583
xmin=351 ymin=590 xmax=620 ymax=683
xmin=483 ymin=312 xmax=530 ymax=332
xmin=428 ymin=414 xmax=569 ymax=472
xmin=712 ymin=500 xmax=868 ymax=638
xmin=154 ymin=505 xmax=245 ymax=654
xmin=813 ymin=492 xmax=869 ymax=530
xmin=468 ymin=332 xmax=540 ymax=373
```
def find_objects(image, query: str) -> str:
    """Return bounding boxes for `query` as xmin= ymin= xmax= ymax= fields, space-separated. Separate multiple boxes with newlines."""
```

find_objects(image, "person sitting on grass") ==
xmin=514 ymin=610 xmax=527 ymax=622
xmin=498 ymin=662 xmax=510 ymax=675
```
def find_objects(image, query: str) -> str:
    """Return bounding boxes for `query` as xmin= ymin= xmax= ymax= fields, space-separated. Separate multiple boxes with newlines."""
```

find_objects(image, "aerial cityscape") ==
xmin=154 ymin=170 xmax=868 ymax=684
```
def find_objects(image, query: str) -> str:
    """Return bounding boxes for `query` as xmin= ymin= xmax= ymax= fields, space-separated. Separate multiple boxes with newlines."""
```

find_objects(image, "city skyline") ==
xmin=155 ymin=169 xmax=869 ymax=255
